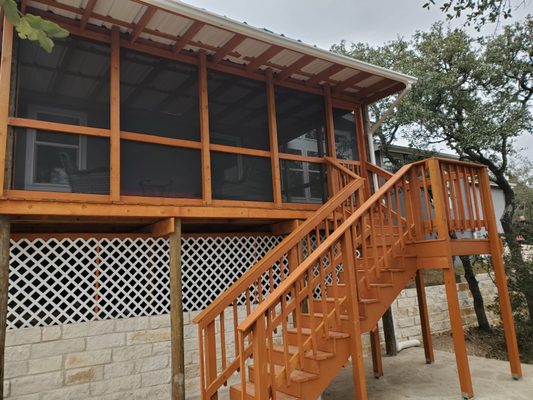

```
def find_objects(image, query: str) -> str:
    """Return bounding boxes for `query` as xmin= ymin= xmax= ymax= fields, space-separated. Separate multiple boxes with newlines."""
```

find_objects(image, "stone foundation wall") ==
xmin=3 ymin=273 xmax=498 ymax=400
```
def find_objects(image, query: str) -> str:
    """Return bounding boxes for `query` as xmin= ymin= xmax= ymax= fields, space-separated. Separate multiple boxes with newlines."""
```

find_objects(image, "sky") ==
xmin=181 ymin=0 xmax=533 ymax=161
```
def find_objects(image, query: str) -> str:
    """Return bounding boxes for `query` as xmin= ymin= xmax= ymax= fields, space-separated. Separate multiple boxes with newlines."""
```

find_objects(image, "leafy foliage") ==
xmin=0 ymin=0 xmax=69 ymax=52
xmin=422 ymin=0 xmax=526 ymax=30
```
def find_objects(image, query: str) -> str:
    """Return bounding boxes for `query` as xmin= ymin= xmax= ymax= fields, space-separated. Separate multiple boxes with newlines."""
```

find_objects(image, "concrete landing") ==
xmin=323 ymin=348 xmax=533 ymax=399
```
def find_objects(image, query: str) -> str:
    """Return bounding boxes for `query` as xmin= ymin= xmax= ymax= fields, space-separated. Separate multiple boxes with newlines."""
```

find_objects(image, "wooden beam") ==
xmin=354 ymin=79 xmax=396 ymax=101
xmin=80 ymin=0 xmax=98 ymax=31
xmin=130 ymin=6 xmax=157 ymax=44
xmin=172 ymin=21 xmax=204 ymax=54
xmin=144 ymin=218 xmax=176 ymax=237
xmin=306 ymin=64 xmax=345 ymax=87
xmin=0 ymin=216 xmax=9 ymax=400
xmin=211 ymin=34 xmax=246 ymax=64
xmin=324 ymin=85 xmax=336 ymax=158
xmin=370 ymin=325 xmax=384 ymax=379
xmin=246 ymin=45 xmax=283 ymax=72
xmin=478 ymin=167 xmax=522 ymax=380
xmin=415 ymin=270 xmax=435 ymax=364
xmin=365 ymin=82 xmax=406 ymax=104
xmin=198 ymin=51 xmax=212 ymax=204
xmin=169 ymin=218 xmax=186 ymax=400
xmin=270 ymin=219 xmax=301 ymax=235
xmin=276 ymin=55 xmax=314 ymax=82
xmin=334 ymin=71 xmax=372 ymax=93
xmin=110 ymin=27 xmax=121 ymax=202
xmin=21 ymin=0 xmax=29 ymax=13
xmin=0 ymin=18 xmax=13 ymax=195
xmin=266 ymin=69 xmax=282 ymax=207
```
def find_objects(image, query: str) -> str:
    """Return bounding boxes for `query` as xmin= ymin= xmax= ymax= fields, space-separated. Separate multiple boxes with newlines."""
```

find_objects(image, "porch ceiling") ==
xmin=24 ymin=0 xmax=417 ymax=104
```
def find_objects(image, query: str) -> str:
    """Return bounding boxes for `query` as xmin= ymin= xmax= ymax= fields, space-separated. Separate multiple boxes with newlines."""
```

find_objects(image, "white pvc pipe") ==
xmin=396 ymin=339 xmax=421 ymax=352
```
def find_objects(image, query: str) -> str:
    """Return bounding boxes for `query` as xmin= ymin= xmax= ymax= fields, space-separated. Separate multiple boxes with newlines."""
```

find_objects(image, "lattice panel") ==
xmin=8 ymin=235 xmax=283 ymax=329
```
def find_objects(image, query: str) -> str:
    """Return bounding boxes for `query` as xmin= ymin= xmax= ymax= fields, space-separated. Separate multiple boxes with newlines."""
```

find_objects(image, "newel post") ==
xmin=252 ymin=314 xmax=269 ymax=399
xmin=341 ymin=227 xmax=368 ymax=400
xmin=478 ymin=168 xmax=522 ymax=379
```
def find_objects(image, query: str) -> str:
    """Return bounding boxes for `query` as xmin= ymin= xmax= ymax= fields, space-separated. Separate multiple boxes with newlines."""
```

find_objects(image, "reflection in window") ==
xmin=211 ymin=152 xmax=273 ymax=202
xmin=275 ymin=87 xmax=326 ymax=156
xmin=333 ymin=108 xmax=358 ymax=160
xmin=208 ymin=71 xmax=269 ymax=150
xmin=15 ymin=36 xmax=110 ymax=129
xmin=121 ymin=48 xmax=199 ymax=141
xmin=281 ymin=160 xmax=327 ymax=204
xmin=121 ymin=141 xmax=201 ymax=198
xmin=12 ymin=128 xmax=110 ymax=194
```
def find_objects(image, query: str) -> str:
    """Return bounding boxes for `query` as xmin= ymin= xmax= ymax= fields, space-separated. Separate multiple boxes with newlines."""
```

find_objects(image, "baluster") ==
xmin=245 ymin=288 xmax=251 ymax=315
xmin=420 ymin=164 xmax=433 ymax=234
xmin=447 ymin=163 xmax=460 ymax=232
xmin=198 ymin=326 xmax=206 ymax=399
xmin=266 ymin=310 xmax=276 ymax=399
xmin=233 ymin=302 xmax=239 ymax=361
xmin=368 ymin=206 xmax=380 ymax=277
xmin=462 ymin=166 xmax=475 ymax=232
xmin=238 ymin=332 xmax=246 ymax=400
xmin=219 ymin=311 xmax=227 ymax=372
xmin=252 ymin=315 xmax=269 ymax=399
xmin=394 ymin=184 xmax=405 ymax=248
xmin=318 ymin=249 xmax=330 ymax=337
xmin=386 ymin=190 xmax=396 ymax=257
xmin=454 ymin=164 xmax=467 ymax=232
xmin=206 ymin=321 xmax=218 ymax=399
xmin=280 ymin=292 xmax=292 ymax=384
xmin=377 ymin=195 xmax=388 ymax=265
xmin=469 ymin=168 xmax=482 ymax=230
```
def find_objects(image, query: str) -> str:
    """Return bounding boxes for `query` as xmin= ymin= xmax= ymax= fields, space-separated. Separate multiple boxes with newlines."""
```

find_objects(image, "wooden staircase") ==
xmin=193 ymin=157 xmax=521 ymax=400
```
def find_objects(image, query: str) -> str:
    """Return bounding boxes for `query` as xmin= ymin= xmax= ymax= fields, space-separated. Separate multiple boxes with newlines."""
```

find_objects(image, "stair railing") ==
xmin=193 ymin=161 xmax=364 ymax=400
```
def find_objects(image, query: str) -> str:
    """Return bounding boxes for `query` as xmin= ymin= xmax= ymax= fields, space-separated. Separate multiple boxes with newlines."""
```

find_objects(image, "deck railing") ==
xmin=193 ymin=157 xmax=492 ymax=399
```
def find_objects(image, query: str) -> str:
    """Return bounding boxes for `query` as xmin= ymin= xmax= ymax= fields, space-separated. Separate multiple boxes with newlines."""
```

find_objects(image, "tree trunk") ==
xmin=382 ymin=307 xmax=397 ymax=356
xmin=460 ymin=255 xmax=492 ymax=332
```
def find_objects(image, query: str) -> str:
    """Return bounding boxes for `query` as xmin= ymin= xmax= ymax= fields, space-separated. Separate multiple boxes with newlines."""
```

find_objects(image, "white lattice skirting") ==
xmin=7 ymin=235 xmax=283 ymax=329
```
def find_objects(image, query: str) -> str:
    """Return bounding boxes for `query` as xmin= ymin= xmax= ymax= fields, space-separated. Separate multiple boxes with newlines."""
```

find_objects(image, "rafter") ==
xmin=211 ymin=34 xmax=246 ymax=64
xmin=130 ymin=6 xmax=157 ymax=44
xmin=365 ymin=82 xmax=406 ymax=103
xmin=276 ymin=55 xmax=315 ymax=82
xmin=172 ymin=21 xmax=204 ymax=54
xmin=334 ymin=71 xmax=372 ymax=93
xmin=246 ymin=45 xmax=283 ymax=72
xmin=354 ymin=78 xmax=396 ymax=100
xmin=306 ymin=64 xmax=345 ymax=87
xmin=80 ymin=0 xmax=98 ymax=31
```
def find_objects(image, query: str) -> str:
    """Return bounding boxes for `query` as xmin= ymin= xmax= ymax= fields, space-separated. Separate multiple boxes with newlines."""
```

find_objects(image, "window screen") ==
xmin=280 ymin=159 xmax=327 ymax=204
xmin=208 ymin=71 xmax=269 ymax=150
xmin=12 ymin=128 xmax=110 ymax=194
xmin=121 ymin=48 xmax=200 ymax=141
xmin=15 ymin=36 xmax=110 ymax=129
xmin=211 ymin=152 xmax=273 ymax=202
xmin=275 ymin=86 xmax=327 ymax=156
xmin=333 ymin=108 xmax=358 ymax=160
xmin=121 ymin=141 xmax=201 ymax=198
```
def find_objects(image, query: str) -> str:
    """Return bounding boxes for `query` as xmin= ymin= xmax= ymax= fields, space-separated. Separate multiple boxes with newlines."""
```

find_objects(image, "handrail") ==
xmin=192 ymin=177 xmax=363 ymax=327
xmin=238 ymin=163 xmax=413 ymax=333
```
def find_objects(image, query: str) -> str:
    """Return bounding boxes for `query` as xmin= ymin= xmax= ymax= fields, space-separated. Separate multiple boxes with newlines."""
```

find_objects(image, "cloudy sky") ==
xmin=181 ymin=0 xmax=532 ymax=160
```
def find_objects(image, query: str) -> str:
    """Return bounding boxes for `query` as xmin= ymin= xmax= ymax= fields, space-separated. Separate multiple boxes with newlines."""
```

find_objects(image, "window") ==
xmin=275 ymin=86 xmax=327 ymax=156
xmin=208 ymin=71 xmax=269 ymax=151
xmin=333 ymin=108 xmax=358 ymax=160
xmin=120 ymin=49 xmax=200 ymax=141
xmin=15 ymin=36 xmax=110 ymax=128
xmin=281 ymin=158 xmax=327 ymax=204
xmin=121 ymin=141 xmax=201 ymax=198
xmin=211 ymin=152 xmax=273 ymax=202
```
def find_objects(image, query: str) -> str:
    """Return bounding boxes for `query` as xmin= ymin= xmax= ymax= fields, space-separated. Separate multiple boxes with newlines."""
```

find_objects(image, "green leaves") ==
xmin=0 ymin=0 xmax=69 ymax=53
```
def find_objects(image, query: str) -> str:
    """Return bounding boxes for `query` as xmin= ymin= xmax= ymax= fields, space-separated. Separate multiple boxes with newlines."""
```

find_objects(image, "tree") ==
xmin=422 ymin=0 xmax=529 ymax=30
xmin=0 ymin=0 xmax=68 ymax=52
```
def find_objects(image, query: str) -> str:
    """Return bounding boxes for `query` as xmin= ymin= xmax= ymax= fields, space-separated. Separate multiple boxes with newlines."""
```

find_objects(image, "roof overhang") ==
xmin=24 ymin=0 xmax=417 ymax=104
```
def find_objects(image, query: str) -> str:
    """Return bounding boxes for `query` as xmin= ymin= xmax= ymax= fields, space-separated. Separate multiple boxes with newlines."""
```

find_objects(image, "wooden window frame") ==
xmin=3 ymin=22 xmax=364 ymax=212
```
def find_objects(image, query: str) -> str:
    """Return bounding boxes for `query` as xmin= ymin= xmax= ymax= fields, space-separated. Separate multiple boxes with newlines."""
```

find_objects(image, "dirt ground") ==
xmin=432 ymin=326 xmax=533 ymax=364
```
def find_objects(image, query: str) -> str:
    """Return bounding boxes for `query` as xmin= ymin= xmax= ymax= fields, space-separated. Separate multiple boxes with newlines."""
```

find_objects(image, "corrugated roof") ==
xmin=26 ymin=0 xmax=417 ymax=103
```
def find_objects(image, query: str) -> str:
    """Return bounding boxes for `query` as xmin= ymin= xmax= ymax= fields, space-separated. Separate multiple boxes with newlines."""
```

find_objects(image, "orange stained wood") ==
xmin=110 ymin=26 xmax=121 ymax=202
xmin=191 ymin=157 xmax=520 ymax=400
xmin=266 ymin=69 xmax=283 ymax=207
xmin=198 ymin=50 xmax=212 ymax=205
xmin=0 ymin=18 xmax=13 ymax=195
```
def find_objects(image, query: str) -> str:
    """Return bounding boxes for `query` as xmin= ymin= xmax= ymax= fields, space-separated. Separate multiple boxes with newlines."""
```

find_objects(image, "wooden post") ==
xmin=355 ymin=106 xmax=371 ymax=198
xmin=382 ymin=308 xmax=397 ymax=356
xmin=198 ymin=51 xmax=212 ymax=205
xmin=265 ymin=69 xmax=282 ymax=207
xmin=0 ymin=216 xmax=10 ymax=400
xmin=110 ymin=26 xmax=121 ymax=202
xmin=479 ymin=168 xmax=522 ymax=379
xmin=0 ymin=19 xmax=14 ymax=194
xmin=341 ymin=229 xmax=368 ymax=400
xmin=369 ymin=324 xmax=384 ymax=378
xmin=324 ymin=85 xmax=337 ymax=197
xmin=427 ymin=158 xmax=474 ymax=399
xmin=415 ymin=270 xmax=434 ymax=364
xmin=169 ymin=218 xmax=185 ymax=400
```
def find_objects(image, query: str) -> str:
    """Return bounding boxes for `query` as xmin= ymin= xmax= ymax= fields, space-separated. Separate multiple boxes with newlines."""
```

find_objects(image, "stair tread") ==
xmin=369 ymin=283 xmax=393 ymax=288
xmin=231 ymin=383 xmax=298 ymax=400
xmin=360 ymin=298 xmax=379 ymax=304
xmin=287 ymin=327 xmax=350 ymax=339
xmin=271 ymin=343 xmax=335 ymax=360
xmin=249 ymin=363 xmax=319 ymax=383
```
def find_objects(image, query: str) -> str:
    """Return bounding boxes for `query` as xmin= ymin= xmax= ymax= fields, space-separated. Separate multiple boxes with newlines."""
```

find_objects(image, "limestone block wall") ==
xmin=3 ymin=273 xmax=499 ymax=400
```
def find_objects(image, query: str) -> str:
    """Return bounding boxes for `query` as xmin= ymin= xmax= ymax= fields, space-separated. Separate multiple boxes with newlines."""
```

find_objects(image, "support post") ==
xmin=342 ymin=229 xmax=368 ymax=400
xmin=0 ymin=216 xmax=10 ymax=400
xmin=109 ymin=26 xmax=121 ymax=202
xmin=415 ymin=270 xmax=434 ymax=364
xmin=369 ymin=324 xmax=383 ymax=378
xmin=427 ymin=158 xmax=473 ymax=399
xmin=0 ymin=19 xmax=14 ymax=194
xmin=169 ymin=219 xmax=185 ymax=400
xmin=479 ymin=168 xmax=522 ymax=379
xmin=265 ymin=69 xmax=282 ymax=207
xmin=382 ymin=308 xmax=397 ymax=356
xmin=198 ymin=51 xmax=212 ymax=205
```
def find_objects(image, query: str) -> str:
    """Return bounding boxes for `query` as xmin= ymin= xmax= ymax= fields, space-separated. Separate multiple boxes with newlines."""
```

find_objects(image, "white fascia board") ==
xmin=142 ymin=0 xmax=418 ymax=86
